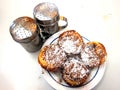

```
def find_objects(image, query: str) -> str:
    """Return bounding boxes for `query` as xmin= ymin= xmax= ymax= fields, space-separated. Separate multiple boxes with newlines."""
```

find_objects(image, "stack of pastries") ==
xmin=38 ymin=30 xmax=107 ymax=87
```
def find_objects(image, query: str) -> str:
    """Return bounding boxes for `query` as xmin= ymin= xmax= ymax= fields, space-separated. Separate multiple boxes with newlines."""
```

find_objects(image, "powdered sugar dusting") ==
xmin=45 ymin=44 xmax=67 ymax=68
xmin=81 ymin=44 xmax=100 ymax=67
xmin=63 ymin=56 xmax=89 ymax=80
xmin=59 ymin=36 xmax=83 ymax=54
xmin=39 ymin=30 xmax=107 ymax=86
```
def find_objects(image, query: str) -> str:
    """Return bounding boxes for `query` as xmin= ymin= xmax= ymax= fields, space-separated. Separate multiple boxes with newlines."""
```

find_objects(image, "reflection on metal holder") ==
xmin=33 ymin=2 xmax=68 ymax=41
xmin=58 ymin=16 xmax=68 ymax=30
xmin=9 ymin=16 xmax=42 ymax=52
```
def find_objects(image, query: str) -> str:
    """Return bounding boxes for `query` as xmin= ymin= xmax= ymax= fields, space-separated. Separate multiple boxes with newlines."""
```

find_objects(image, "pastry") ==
xmin=81 ymin=41 xmax=107 ymax=68
xmin=58 ymin=30 xmax=84 ymax=55
xmin=38 ymin=44 xmax=67 ymax=72
xmin=38 ymin=29 xmax=107 ymax=87
xmin=62 ymin=56 xmax=90 ymax=87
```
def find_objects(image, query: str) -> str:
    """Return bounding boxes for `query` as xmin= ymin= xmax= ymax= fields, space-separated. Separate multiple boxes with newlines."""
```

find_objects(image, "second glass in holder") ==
xmin=33 ymin=2 xmax=68 ymax=40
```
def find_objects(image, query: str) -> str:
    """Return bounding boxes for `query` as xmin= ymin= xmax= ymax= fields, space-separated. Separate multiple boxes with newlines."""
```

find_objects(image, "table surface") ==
xmin=0 ymin=0 xmax=120 ymax=90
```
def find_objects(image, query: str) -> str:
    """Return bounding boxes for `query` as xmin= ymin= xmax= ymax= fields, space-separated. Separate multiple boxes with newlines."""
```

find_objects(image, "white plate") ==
xmin=41 ymin=29 xmax=106 ymax=90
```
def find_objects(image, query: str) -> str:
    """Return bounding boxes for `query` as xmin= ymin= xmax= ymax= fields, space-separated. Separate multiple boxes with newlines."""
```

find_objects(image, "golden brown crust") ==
xmin=59 ymin=30 xmax=83 ymax=42
xmin=38 ymin=46 xmax=49 ymax=70
xmin=81 ymin=41 xmax=107 ymax=68
xmin=62 ymin=56 xmax=89 ymax=86
xmin=86 ymin=42 xmax=107 ymax=65
xmin=63 ymin=74 xmax=88 ymax=87
xmin=58 ymin=30 xmax=84 ymax=55
xmin=38 ymin=44 xmax=67 ymax=72
xmin=38 ymin=30 xmax=107 ymax=87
